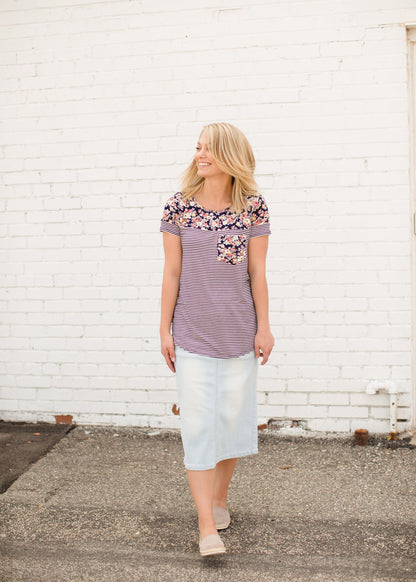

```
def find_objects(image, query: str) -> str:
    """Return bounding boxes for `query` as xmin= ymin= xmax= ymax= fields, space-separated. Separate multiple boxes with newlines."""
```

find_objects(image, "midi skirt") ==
xmin=174 ymin=345 xmax=258 ymax=471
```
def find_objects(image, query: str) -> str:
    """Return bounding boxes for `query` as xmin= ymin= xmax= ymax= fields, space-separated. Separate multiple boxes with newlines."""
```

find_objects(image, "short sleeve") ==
xmin=160 ymin=193 xmax=181 ymax=237
xmin=249 ymin=194 xmax=271 ymax=239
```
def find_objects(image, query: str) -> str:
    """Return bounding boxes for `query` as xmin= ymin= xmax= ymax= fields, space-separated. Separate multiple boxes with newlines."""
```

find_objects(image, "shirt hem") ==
xmin=174 ymin=341 xmax=255 ymax=360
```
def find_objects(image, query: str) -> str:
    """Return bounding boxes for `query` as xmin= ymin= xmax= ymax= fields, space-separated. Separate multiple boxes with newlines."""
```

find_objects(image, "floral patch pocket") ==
xmin=217 ymin=233 xmax=247 ymax=265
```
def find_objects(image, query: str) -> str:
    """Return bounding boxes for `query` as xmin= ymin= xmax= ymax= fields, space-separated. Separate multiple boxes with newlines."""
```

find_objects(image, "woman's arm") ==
xmin=160 ymin=232 xmax=182 ymax=372
xmin=248 ymin=235 xmax=275 ymax=365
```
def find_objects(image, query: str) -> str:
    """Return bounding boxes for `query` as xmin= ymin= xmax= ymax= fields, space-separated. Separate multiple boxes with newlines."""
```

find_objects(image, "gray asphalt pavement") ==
xmin=0 ymin=426 xmax=415 ymax=582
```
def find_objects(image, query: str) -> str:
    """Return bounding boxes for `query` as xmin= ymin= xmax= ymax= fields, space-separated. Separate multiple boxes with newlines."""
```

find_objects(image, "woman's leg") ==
xmin=213 ymin=458 xmax=238 ymax=508
xmin=186 ymin=469 xmax=217 ymax=539
xmin=187 ymin=459 xmax=237 ymax=539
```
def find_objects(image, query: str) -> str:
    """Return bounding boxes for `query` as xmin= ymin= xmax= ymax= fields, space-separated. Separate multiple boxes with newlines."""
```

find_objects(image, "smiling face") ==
xmin=194 ymin=131 xmax=226 ymax=179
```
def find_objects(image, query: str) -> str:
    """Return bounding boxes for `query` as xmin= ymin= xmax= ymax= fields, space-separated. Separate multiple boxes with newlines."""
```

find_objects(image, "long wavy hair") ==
xmin=181 ymin=122 xmax=259 ymax=214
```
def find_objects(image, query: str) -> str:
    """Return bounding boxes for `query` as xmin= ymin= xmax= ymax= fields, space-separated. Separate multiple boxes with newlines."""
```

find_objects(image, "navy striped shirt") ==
xmin=160 ymin=192 xmax=271 ymax=359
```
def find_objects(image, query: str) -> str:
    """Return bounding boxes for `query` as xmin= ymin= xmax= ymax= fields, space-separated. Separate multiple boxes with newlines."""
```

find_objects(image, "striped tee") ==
xmin=160 ymin=192 xmax=271 ymax=359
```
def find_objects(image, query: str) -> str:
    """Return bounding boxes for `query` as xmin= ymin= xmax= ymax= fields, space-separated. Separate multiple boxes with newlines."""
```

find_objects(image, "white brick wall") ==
xmin=1 ymin=0 xmax=415 ymax=433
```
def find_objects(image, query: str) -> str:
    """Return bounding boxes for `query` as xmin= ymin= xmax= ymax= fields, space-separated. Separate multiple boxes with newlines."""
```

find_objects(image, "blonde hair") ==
xmin=181 ymin=122 xmax=259 ymax=214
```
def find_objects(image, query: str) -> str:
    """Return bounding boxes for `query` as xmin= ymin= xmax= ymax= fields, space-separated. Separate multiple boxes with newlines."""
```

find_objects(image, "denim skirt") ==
xmin=174 ymin=345 xmax=258 ymax=471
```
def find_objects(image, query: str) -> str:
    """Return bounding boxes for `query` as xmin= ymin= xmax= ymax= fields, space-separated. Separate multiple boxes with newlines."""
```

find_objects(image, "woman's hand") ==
xmin=254 ymin=329 xmax=275 ymax=365
xmin=161 ymin=331 xmax=176 ymax=372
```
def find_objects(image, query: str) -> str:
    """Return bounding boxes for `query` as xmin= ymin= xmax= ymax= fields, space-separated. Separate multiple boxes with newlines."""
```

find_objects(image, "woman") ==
xmin=160 ymin=122 xmax=274 ymax=557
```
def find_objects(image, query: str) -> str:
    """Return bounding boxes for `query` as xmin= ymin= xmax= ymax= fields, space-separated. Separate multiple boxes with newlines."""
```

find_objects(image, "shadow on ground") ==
xmin=0 ymin=421 xmax=74 ymax=493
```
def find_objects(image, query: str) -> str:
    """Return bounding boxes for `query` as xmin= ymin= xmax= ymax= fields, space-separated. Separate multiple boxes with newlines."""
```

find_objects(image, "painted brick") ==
xmin=268 ymin=392 xmax=308 ymax=406
xmin=286 ymin=405 xmax=328 ymax=419
xmin=42 ymin=388 xmax=73 ymax=401
xmin=308 ymin=418 xmax=351 ymax=433
xmin=127 ymin=402 xmax=167 ymax=416
xmin=354 ymin=419 xmax=391 ymax=433
xmin=0 ymin=0 xmax=414 ymax=433
xmin=0 ymin=399 xmax=20 ymax=411
xmin=257 ymin=405 xmax=286 ymax=420
xmin=328 ymin=406 xmax=369 ymax=419
xmin=309 ymin=393 xmax=349 ymax=406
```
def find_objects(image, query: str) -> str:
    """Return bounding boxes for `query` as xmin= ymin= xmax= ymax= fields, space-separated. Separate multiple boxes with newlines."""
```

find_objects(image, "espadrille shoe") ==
xmin=199 ymin=533 xmax=226 ymax=557
xmin=213 ymin=506 xmax=230 ymax=530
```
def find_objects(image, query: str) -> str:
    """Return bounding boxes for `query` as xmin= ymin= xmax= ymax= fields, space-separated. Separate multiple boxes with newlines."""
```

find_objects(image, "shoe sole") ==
xmin=200 ymin=547 xmax=226 ymax=557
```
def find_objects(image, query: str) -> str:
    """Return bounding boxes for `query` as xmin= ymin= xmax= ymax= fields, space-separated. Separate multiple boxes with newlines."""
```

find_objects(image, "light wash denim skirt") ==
xmin=174 ymin=345 xmax=258 ymax=471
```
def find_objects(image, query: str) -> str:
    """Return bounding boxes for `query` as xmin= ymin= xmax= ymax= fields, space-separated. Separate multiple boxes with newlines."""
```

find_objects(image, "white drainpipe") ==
xmin=365 ymin=380 xmax=398 ymax=438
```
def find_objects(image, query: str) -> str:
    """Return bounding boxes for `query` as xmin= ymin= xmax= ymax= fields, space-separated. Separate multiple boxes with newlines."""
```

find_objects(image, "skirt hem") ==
xmin=184 ymin=447 xmax=258 ymax=471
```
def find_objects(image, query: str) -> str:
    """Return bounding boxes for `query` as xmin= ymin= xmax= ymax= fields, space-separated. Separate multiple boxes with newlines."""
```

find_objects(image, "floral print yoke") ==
xmin=162 ymin=192 xmax=270 ymax=233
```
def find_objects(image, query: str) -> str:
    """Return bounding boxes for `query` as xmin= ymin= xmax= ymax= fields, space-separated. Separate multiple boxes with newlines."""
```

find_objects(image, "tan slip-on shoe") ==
xmin=213 ymin=506 xmax=231 ymax=530
xmin=199 ymin=533 xmax=226 ymax=557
